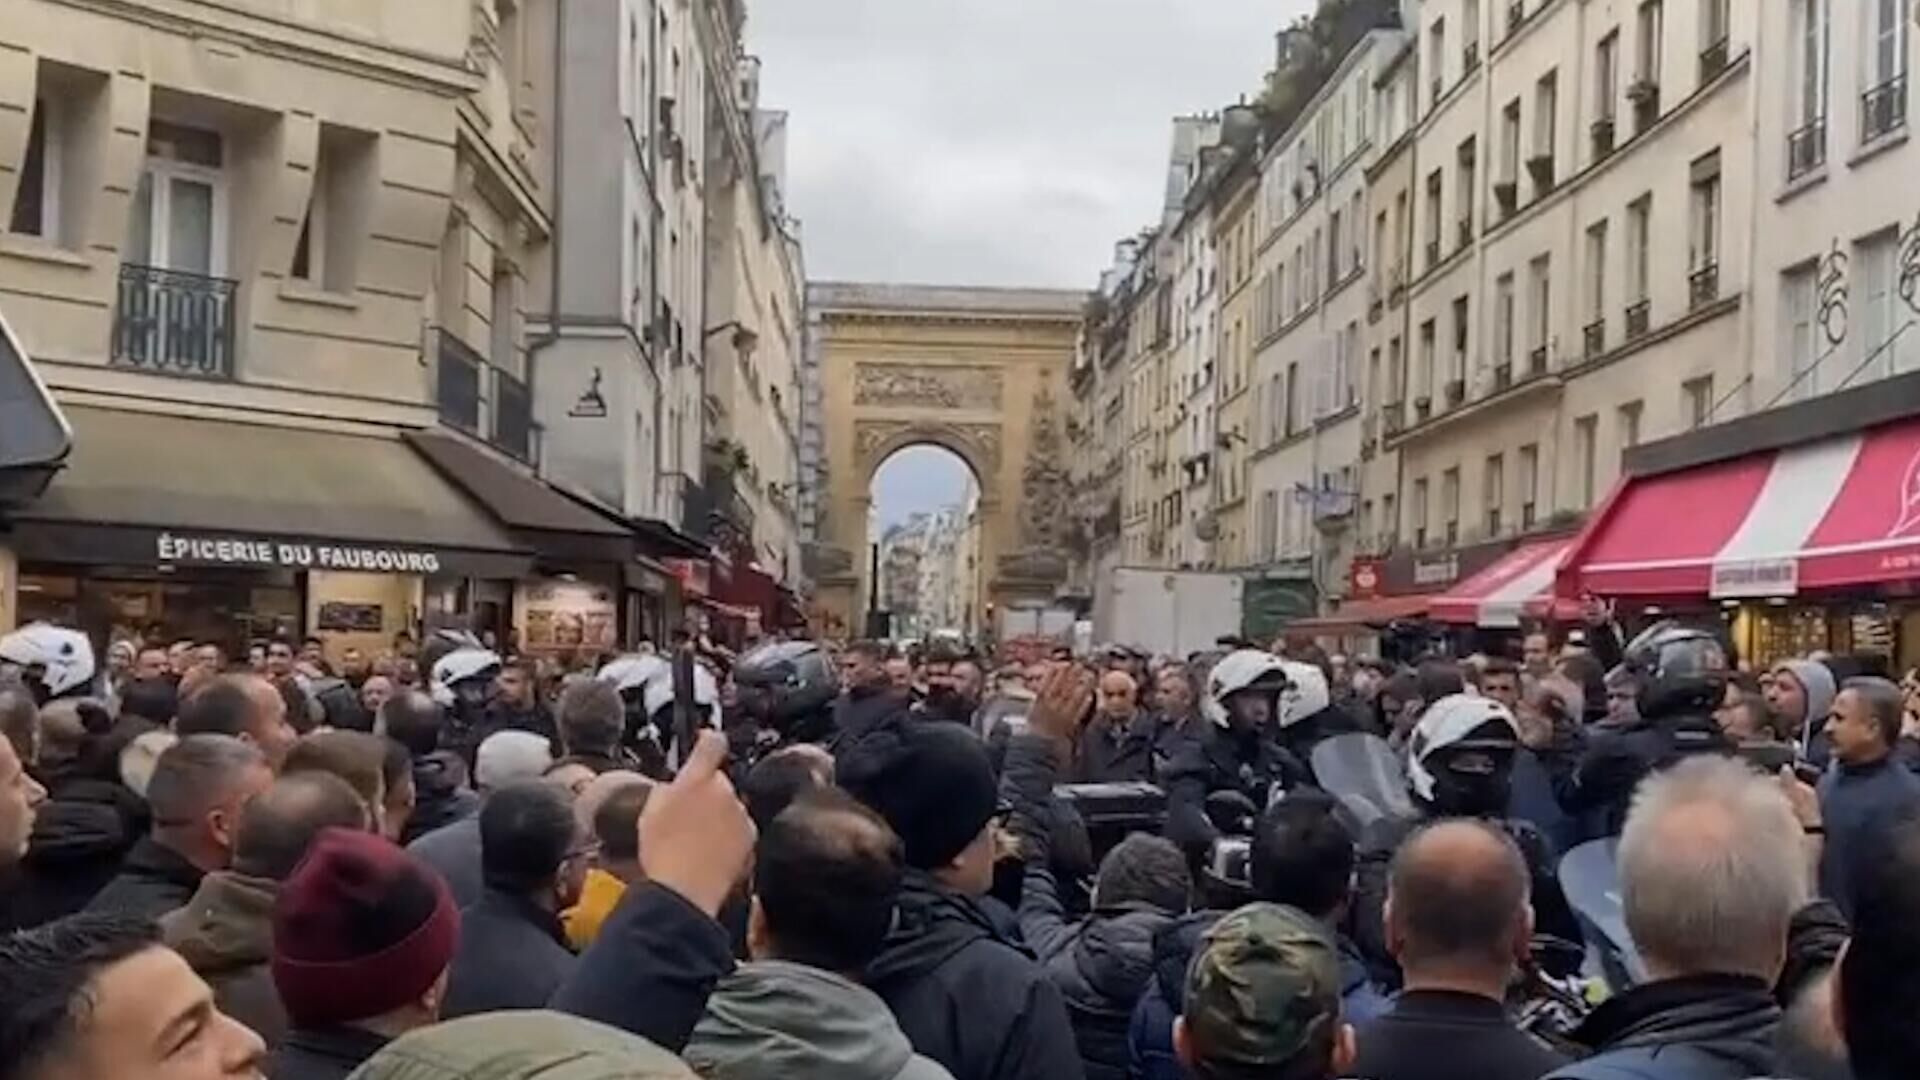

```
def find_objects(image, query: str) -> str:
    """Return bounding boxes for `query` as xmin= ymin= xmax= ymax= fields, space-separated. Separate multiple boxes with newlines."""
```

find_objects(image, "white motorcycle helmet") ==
xmin=429 ymin=646 xmax=503 ymax=708
xmin=1202 ymin=649 xmax=1293 ymax=729
xmin=640 ymin=661 xmax=722 ymax=731
xmin=1405 ymin=693 xmax=1521 ymax=802
xmin=1276 ymin=660 xmax=1332 ymax=729
xmin=0 ymin=623 xmax=96 ymax=701
xmin=597 ymin=654 xmax=670 ymax=695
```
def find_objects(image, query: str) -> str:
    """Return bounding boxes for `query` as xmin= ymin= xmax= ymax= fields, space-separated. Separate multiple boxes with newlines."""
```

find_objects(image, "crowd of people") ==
xmin=0 ymin=613 xmax=1917 ymax=1080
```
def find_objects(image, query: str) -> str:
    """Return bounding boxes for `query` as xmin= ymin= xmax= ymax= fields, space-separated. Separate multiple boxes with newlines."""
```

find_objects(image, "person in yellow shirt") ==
xmin=564 ymin=777 xmax=651 ymax=950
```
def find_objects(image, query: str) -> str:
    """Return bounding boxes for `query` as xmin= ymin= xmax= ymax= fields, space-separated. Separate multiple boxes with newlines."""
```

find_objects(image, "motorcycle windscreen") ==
xmin=1309 ymin=732 xmax=1416 ymax=832
xmin=1558 ymin=837 xmax=1649 ymax=987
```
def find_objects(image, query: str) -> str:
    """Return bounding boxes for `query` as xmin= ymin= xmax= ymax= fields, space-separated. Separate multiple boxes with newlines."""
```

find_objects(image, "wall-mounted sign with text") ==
xmin=156 ymin=532 xmax=445 ymax=575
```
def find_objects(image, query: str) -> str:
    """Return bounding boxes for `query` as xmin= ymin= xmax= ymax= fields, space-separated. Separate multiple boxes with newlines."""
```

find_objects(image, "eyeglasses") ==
xmin=563 ymin=840 xmax=603 ymax=864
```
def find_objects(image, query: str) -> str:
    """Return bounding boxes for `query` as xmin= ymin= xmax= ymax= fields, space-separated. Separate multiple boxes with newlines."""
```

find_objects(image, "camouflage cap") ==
xmin=1183 ymin=902 xmax=1343 ymax=1071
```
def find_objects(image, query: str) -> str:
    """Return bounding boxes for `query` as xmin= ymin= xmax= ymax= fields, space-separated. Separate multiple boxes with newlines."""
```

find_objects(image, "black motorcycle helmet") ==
xmin=734 ymin=641 xmax=839 ymax=734
xmin=1618 ymin=620 xmax=1730 ymax=720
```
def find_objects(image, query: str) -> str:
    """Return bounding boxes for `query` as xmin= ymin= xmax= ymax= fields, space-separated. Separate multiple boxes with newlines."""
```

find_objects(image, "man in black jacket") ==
xmin=840 ymin=716 xmax=1086 ymax=1080
xmin=830 ymin=640 xmax=911 ymax=757
xmin=1351 ymin=819 xmax=1568 ymax=1080
xmin=85 ymin=734 xmax=272 ymax=923
xmin=1544 ymin=756 xmax=1803 ymax=1080
xmin=385 ymin=691 xmax=480 ymax=844
xmin=441 ymin=781 xmax=586 ymax=1017
xmin=1000 ymin=720 xmax=1186 ymax=1080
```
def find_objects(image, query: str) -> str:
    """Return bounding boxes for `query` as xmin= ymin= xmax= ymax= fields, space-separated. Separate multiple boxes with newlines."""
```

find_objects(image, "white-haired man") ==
xmin=1545 ymin=755 xmax=1810 ymax=1080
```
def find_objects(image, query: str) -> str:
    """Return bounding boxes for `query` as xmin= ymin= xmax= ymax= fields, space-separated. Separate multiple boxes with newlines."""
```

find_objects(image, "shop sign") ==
xmin=1711 ymin=557 xmax=1800 ymax=599
xmin=1349 ymin=558 xmax=1383 ymax=599
xmin=665 ymin=557 xmax=711 ymax=598
xmin=1412 ymin=553 xmax=1460 ymax=588
xmin=157 ymin=532 xmax=443 ymax=574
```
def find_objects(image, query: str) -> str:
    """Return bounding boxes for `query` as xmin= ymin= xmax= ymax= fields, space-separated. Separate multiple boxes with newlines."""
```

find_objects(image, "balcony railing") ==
xmin=1492 ymin=362 xmax=1512 ymax=391
xmin=1381 ymin=401 xmax=1406 ymax=435
xmin=1787 ymin=117 xmax=1827 ymax=181
xmin=1456 ymin=219 xmax=1473 ymax=251
xmin=437 ymin=331 xmax=484 ymax=435
xmin=494 ymin=368 xmax=533 ymax=463
xmin=1584 ymin=317 xmax=1606 ymax=359
xmin=1444 ymin=377 xmax=1466 ymax=407
xmin=1591 ymin=116 xmax=1616 ymax=159
xmin=1688 ymin=262 xmax=1720 ymax=311
xmin=1527 ymin=345 xmax=1549 ymax=376
xmin=1699 ymin=38 xmax=1730 ymax=82
xmin=1863 ymin=75 xmax=1908 ymax=143
xmin=1425 ymin=239 xmax=1442 ymax=268
xmin=1628 ymin=79 xmax=1661 ymax=133
xmin=1625 ymin=299 xmax=1651 ymax=340
xmin=1463 ymin=41 xmax=1480 ymax=73
xmin=112 ymin=264 xmax=238 ymax=380
xmin=1507 ymin=0 xmax=1525 ymax=34
xmin=1493 ymin=180 xmax=1519 ymax=218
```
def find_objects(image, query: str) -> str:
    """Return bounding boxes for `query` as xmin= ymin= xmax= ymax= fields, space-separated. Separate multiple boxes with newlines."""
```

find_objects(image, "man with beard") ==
xmin=915 ymin=650 xmax=984 ymax=727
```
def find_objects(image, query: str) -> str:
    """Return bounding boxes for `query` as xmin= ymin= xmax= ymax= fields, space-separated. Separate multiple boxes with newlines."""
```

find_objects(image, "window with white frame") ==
xmin=1585 ymin=220 xmax=1608 ymax=322
xmin=1863 ymin=0 xmax=1908 ymax=140
xmin=1528 ymin=254 xmax=1552 ymax=353
xmin=1450 ymin=294 xmax=1469 ymax=384
xmin=1689 ymin=151 xmax=1721 ymax=274
xmin=1852 ymin=230 xmax=1918 ymax=384
xmin=1596 ymin=31 xmax=1619 ymax=123
xmin=1518 ymin=443 xmax=1539 ymax=527
xmin=1495 ymin=272 xmax=1516 ymax=367
xmin=1636 ymin=0 xmax=1663 ymax=86
xmin=129 ymin=120 xmax=227 ymax=277
xmin=1792 ymin=0 xmax=1829 ymax=127
xmin=1683 ymin=376 xmax=1715 ymax=428
xmin=1485 ymin=453 xmax=1505 ymax=535
xmin=1627 ymin=195 xmax=1652 ymax=302
xmin=1575 ymin=414 xmax=1599 ymax=507
xmin=1442 ymin=467 xmax=1461 ymax=544
xmin=1782 ymin=263 xmax=1819 ymax=400
xmin=1412 ymin=477 xmax=1430 ymax=547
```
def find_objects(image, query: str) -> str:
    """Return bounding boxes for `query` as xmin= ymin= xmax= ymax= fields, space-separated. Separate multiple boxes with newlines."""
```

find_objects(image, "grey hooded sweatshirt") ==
xmin=684 ymin=960 xmax=955 ymax=1080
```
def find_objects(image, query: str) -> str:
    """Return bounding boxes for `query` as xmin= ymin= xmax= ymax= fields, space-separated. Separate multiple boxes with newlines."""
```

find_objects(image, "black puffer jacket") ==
xmin=865 ymin=873 xmax=1086 ymax=1080
xmin=998 ymin=729 xmax=1174 ymax=1080
xmin=828 ymin=688 xmax=912 ymax=760
xmin=1543 ymin=974 xmax=1781 ymax=1080
xmin=1 ymin=777 xmax=145 ymax=929
xmin=1127 ymin=910 xmax=1221 ymax=1080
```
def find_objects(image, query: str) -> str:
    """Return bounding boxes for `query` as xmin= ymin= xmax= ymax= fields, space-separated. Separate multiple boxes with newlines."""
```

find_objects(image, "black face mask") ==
xmin=1425 ymin=748 xmax=1516 ymax=817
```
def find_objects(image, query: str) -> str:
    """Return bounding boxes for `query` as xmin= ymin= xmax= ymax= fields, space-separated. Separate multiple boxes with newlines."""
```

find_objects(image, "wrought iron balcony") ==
xmin=1625 ymin=299 xmax=1651 ymax=341
xmin=1583 ymin=317 xmax=1606 ymax=359
xmin=1787 ymin=117 xmax=1827 ymax=181
xmin=1493 ymin=180 xmax=1519 ymax=218
xmin=1463 ymin=42 xmax=1480 ymax=74
xmin=1381 ymin=401 xmax=1406 ymax=436
xmin=1456 ymin=219 xmax=1473 ymax=251
xmin=1863 ymin=76 xmax=1908 ymax=143
xmin=112 ymin=264 xmax=237 ymax=380
xmin=1492 ymin=362 xmax=1512 ymax=391
xmin=1688 ymin=262 xmax=1720 ymax=311
xmin=493 ymin=368 xmax=533 ymax=463
xmin=1591 ymin=117 xmax=1616 ymax=159
xmin=1699 ymin=38 xmax=1730 ymax=82
xmin=1507 ymin=0 xmax=1525 ymax=34
xmin=1425 ymin=239 xmax=1442 ymax=268
xmin=1628 ymin=79 xmax=1661 ymax=133
xmin=437 ymin=331 xmax=484 ymax=435
xmin=1444 ymin=377 xmax=1465 ymax=407
xmin=1527 ymin=345 xmax=1549 ymax=377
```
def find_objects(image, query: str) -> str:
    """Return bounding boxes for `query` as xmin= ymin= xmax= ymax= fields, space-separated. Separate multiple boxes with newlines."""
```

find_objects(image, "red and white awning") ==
xmin=1565 ymin=415 xmax=1920 ymax=599
xmin=1430 ymin=539 xmax=1576 ymax=628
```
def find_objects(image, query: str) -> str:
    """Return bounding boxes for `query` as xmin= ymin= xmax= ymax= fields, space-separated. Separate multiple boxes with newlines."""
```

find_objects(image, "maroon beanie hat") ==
xmin=271 ymin=827 xmax=460 ymax=1028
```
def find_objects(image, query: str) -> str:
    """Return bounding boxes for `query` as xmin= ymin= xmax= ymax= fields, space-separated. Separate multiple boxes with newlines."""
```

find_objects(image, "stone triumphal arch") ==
xmin=805 ymin=283 xmax=1084 ymax=638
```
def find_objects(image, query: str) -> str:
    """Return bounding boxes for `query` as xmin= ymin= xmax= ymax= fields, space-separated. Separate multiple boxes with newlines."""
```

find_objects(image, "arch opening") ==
xmin=866 ymin=444 xmax=982 ymax=642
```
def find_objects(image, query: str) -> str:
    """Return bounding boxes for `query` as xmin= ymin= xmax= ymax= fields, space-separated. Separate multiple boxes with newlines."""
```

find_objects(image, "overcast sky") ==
xmin=747 ymin=0 xmax=1301 ymax=289
xmin=748 ymin=1 xmax=1300 ymax=530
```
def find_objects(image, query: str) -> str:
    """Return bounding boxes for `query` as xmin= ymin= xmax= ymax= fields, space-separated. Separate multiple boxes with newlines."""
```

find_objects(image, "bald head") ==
xmin=1387 ymin=820 xmax=1531 ymax=977
xmin=231 ymin=771 xmax=371 ymax=880
xmin=1096 ymin=669 xmax=1139 ymax=721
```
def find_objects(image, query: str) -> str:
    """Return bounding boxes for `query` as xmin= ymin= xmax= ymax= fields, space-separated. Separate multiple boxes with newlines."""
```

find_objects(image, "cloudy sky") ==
xmin=748 ymin=0 xmax=1301 ymax=528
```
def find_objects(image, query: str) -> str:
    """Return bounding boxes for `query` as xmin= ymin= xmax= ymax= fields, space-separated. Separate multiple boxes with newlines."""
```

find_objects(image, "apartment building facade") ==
xmin=1247 ymin=33 xmax=1400 ymax=614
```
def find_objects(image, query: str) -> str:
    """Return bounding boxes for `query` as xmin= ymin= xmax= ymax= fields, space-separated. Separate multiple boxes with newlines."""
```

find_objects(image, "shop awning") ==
xmin=1563 ymin=414 xmax=1920 ymax=599
xmin=405 ymin=431 xmax=634 ymax=565
xmin=8 ymin=407 xmax=530 ymax=578
xmin=1430 ymin=539 xmax=1578 ymax=628
xmin=1285 ymin=595 xmax=1430 ymax=634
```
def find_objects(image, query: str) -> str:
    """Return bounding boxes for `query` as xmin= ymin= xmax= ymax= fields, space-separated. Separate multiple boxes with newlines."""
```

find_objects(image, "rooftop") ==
xmin=808 ymin=281 xmax=1088 ymax=318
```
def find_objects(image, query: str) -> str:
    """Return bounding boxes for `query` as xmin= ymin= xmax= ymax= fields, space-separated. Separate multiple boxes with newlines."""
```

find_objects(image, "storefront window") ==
xmin=18 ymin=568 xmax=300 ymax=656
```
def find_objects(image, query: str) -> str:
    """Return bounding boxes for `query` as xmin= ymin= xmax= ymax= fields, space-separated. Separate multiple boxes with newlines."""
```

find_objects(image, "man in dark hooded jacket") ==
xmin=829 ymin=641 xmax=913 ymax=759
xmin=383 ymin=691 xmax=479 ymax=843
xmin=839 ymin=716 xmax=1085 ymax=1080
xmin=1 ymin=699 xmax=145 ymax=928
xmin=999 ymin=726 xmax=1187 ymax=1080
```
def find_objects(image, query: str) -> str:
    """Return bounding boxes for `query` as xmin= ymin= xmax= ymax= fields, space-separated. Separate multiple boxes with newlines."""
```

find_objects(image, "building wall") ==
xmin=0 ymin=0 xmax=476 ymax=431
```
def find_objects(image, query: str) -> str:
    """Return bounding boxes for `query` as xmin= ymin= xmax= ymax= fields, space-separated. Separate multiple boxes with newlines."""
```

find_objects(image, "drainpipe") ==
xmin=525 ymin=0 xmax=567 ymax=460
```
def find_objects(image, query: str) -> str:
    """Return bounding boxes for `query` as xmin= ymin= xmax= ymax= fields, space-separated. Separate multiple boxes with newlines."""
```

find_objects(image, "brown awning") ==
xmin=405 ymin=431 xmax=635 ymax=565
xmin=7 ymin=407 xmax=531 ymax=578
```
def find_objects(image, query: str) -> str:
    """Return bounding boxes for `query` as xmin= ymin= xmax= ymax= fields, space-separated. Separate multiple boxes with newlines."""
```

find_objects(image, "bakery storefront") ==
xmin=4 ymin=407 xmax=530 ymax=656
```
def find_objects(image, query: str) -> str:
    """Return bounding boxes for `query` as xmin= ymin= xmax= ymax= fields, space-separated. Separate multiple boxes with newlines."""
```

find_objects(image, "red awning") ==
xmin=1286 ymin=595 xmax=1430 ymax=634
xmin=1563 ymin=414 xmax=1920 ymax=599
xmin=1430 ymin=539 xmax=1579 ymax=628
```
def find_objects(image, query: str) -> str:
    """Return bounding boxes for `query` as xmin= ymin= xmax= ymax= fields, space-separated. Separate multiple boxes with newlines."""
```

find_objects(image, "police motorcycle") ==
xmin=0 ymin=622 xmax=97 ymax=705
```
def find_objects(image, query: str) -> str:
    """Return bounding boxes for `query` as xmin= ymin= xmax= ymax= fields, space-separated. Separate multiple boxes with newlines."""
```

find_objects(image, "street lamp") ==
xmin=703 ymin=320 xmax=760 ymax=354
